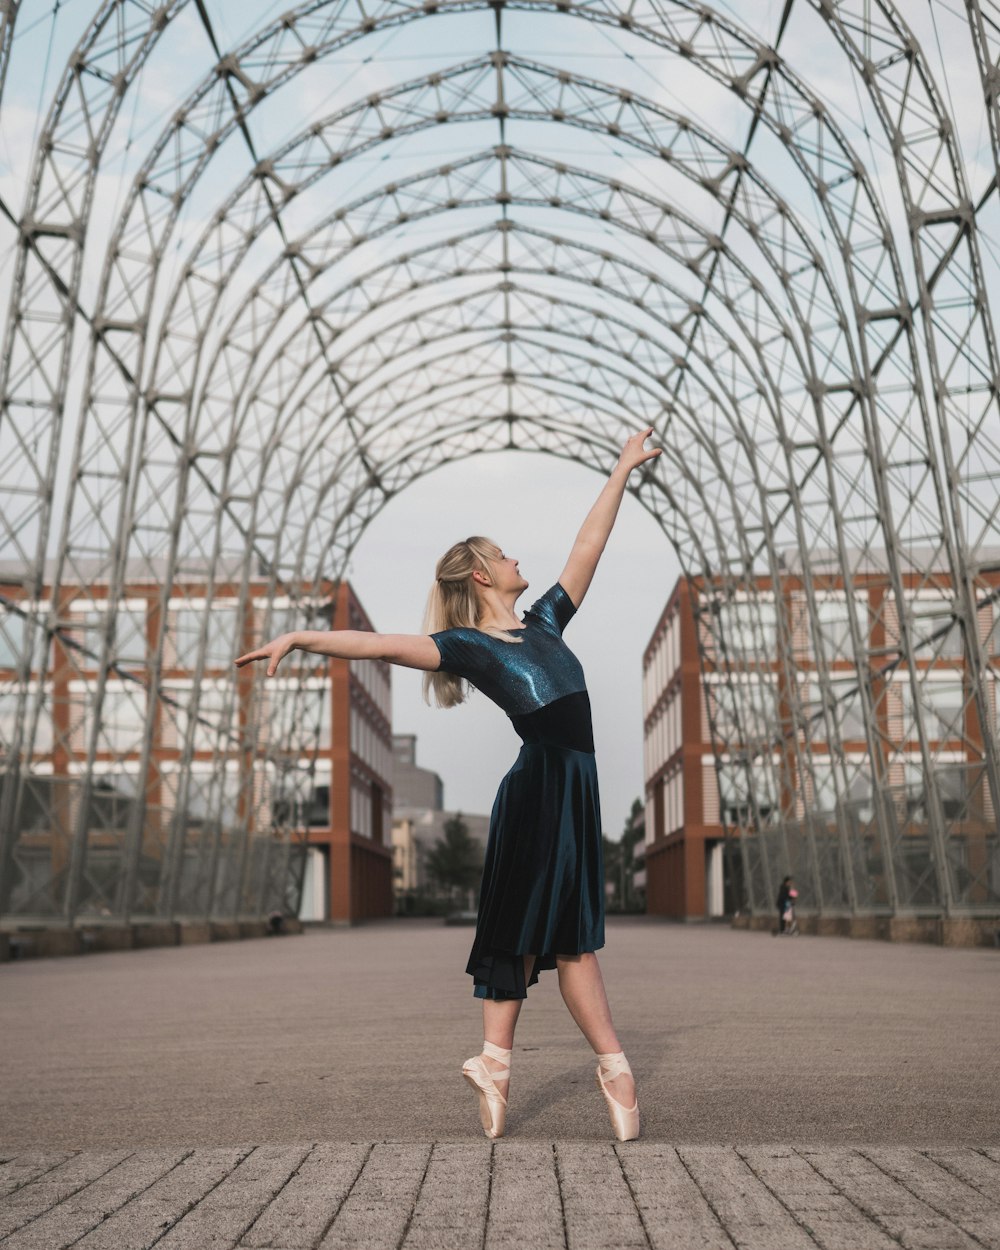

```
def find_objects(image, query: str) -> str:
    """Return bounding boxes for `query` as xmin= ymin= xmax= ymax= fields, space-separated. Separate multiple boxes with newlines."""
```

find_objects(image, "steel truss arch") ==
xmin=88 ymin=110 xmax=860 ymax=705
xmin=128 ymin=112 xmax=935 ymax=905
xmin=152 ymin=163 xmax=885 ymax=910
xmin=286 ymin=234 xmax=866 ymax=909
xmin=164 ymin=311 xmax=799 ymax=915
xmin=0 ymin=0 xmax=17 ymax=104
xmin=812 ymin=0 xmax=1000 ymax=867
xmin=0 ymin=158 xmax=960 ymax=910
xmin=291 ymin=330 xmax=835 ymax=895
xmin=136 ymin=139 xmax=865 ymax=830
xmin=205 ymin=206 xmax=835 ymax=850
xmin=2 ymin=3 xmax=978 ymax=593
xmin=35 ymin=22 xmax=990 ymax=790
xmin=1 ymin=0 xmax=997 ymax=925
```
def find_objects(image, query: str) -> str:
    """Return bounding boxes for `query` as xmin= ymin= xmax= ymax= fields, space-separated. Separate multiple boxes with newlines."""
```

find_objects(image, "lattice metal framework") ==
xmin=0 ymin=0 xmax=998 ymax=924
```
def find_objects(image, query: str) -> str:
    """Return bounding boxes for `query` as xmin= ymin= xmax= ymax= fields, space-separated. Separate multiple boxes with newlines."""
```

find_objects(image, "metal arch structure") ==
xmin=0 ymin=0 xmax=998 ymax=927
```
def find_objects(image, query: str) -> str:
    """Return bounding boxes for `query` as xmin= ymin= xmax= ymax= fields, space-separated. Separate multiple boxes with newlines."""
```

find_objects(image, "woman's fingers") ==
xmin=266 ymin=644 xmax=290 ymax=677
xmin=233 ymin=642 xmax=285 ymax=675
xmin=624 ymin=426 xmax=656 ymax=450
xmin=620 ymin=426 xmax=661 ymax=469
xmin=233 ymin=649 xmax=265 ymax=667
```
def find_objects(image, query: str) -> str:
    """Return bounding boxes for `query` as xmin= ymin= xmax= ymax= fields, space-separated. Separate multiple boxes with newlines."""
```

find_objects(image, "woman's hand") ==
xmin=617 ymin=426 xmax=662 ymax=474
xmin=558 ymin=426 xmax=662 ymax=609
xmin=234 ymin=632 xmax=299 ymax=677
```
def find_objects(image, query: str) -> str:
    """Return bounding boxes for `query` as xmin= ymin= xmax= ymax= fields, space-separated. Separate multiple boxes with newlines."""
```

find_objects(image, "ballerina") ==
xmin=235 ymin=426 xmax=661 ymax=1140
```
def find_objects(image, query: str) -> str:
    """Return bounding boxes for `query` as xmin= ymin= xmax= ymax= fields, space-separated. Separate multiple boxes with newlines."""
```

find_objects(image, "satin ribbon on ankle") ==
xmin=596 ymin=1050 xmax=632 ymax=1082
xmin=482 ymin=1040 xmax=512 ymax=1062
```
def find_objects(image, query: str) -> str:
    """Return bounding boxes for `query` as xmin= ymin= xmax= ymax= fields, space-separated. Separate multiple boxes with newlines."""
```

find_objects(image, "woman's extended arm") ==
xmin=558 ymin=426 xmax=661 ymax=608
xmin=234 ymin=630 xmax=440 ymax=677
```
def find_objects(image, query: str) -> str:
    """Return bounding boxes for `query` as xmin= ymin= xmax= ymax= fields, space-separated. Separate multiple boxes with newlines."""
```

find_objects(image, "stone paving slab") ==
xmin=1 ymin=1142 xmax=999 ymax=1250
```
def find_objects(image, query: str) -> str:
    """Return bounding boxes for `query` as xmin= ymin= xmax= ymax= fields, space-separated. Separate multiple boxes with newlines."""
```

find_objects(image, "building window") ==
xmin=805 ymin=757 xmax=838 ymax=814
xmin=304 ymin=687 xmax=332 ymax=750
xmin=351 ymin=776 xmax=373 ymax=838
xmin=173 ymin=606 xmax=239 ymax=669
xmin=817 ymin=676 xmax=866 ymax=742
xmin=307 ymin=784 xmax=330 ymax=827
xmin=0 ymin=609 xmax=30 ymax=669
xmin=708 ymin=680 xmax=776 ymax=744
xmin=709 ymin=596 xmax=777 ymax=662
xmin=717 ymin=761 xmax=777 ymax=826
xmin=814 ymin=595 xmax=864 ymax=665
xmin=0 ymin=684 xmax=53 ymax=753
xmin=184 ymin=767 xmax=242 ymax=829
xmin=94 ymin=606 xmax=147 ymax=665
xmin=84 ymin=686 xmax=147 ymax=754
xmin=901 ymin=678 xmax=965 ymax=743
xmin=0 ymin=607 xmax=52 ymax=675
xmin=933 ymin=764 xmax=971 ymax=821
xmin=176 ymin=684 xmax=231 ymax=753
xmin=908 ymin=602 xmax=963 ymax=660
xmin=843 ymin=760 xmax=874 ymax=823
xmin=371 ymin=780 xmax=384 ymax=845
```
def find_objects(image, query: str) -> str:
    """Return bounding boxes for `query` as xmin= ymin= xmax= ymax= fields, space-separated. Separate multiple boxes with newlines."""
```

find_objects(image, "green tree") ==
xmin=425 ymin=812 xmax=482 ymax=902
xmin=603 ymin=832 xmax=623 ymax=910
xmin=605 ymin=797 xmax=645 ymax=911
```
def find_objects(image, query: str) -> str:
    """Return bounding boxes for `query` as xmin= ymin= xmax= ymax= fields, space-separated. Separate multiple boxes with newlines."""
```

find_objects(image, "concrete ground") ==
xmin=2 ymin=915 xmax=998 ymax=1147
xmin=1 ymin=916 xmax=998 ymax=1248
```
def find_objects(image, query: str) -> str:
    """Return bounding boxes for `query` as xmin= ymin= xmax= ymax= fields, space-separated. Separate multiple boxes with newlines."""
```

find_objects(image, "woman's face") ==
xmin=489 ymin=547 xmax=529 ymax=594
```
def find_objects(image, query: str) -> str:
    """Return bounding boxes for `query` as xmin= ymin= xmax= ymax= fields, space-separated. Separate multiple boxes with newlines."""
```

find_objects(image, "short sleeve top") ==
xmin=430 ymin=581 xmax=585 ymax=718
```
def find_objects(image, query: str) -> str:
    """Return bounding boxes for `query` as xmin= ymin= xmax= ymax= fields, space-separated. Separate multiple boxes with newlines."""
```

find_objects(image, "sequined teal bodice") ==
xmin=430 ymin=582 xmax=594 ymax=753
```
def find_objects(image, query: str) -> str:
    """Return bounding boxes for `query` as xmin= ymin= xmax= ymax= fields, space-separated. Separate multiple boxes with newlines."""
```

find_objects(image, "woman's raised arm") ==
xmin=558 ymin=426 xmax=661 ymax=609
xmin=234 ymin=630 xmax=441 ymax=677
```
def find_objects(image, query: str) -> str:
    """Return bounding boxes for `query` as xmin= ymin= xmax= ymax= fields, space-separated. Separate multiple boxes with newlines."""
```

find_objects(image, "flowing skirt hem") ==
xmin=467 ymin=939 xmax=605 ymax=1000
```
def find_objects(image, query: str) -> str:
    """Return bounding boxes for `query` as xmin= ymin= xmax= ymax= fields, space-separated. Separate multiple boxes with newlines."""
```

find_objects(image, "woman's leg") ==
xmin=556 ymin=951 xmax=636 ymax=1107
xmin=480 ymin=954 xmax=536 ymax=1099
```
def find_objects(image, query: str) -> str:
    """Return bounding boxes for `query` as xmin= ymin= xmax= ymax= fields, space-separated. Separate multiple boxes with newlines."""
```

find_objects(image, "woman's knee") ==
xmin=556 ymin=951 xmax=596 ymax=968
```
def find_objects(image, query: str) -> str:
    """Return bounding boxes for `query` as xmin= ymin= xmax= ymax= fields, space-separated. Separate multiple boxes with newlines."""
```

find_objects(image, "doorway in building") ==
xmin=299 ymin=846 xmax=329 ymax=921
xmin=705 ymin=841 xmax=725 ymax=917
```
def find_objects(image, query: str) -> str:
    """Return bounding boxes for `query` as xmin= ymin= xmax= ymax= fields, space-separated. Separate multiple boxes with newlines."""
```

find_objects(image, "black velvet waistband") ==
xmin=509 ymin=689 xmax=594 ymax=753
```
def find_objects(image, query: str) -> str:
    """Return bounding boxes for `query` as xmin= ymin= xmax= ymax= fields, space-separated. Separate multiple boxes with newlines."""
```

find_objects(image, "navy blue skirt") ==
xmin=466 ymin=741 xmax=606 ymax=999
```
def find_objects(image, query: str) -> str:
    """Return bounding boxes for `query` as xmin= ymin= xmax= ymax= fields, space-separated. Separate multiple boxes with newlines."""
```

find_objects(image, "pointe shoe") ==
xmin=462 ymin=1039 xmax=511 ymax=1139
xmin=595 ymin=1051 xmax=640 ymax=1142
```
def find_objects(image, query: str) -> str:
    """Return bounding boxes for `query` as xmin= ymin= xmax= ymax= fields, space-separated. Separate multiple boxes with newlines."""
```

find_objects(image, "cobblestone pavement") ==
xmin=2 ymin=1140 xmax=1000 ymax=1249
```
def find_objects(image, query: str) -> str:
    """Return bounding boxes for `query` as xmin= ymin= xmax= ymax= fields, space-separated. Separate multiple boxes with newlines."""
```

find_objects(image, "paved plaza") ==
xmin=1 ymin=916 xmax=998 ymax=1248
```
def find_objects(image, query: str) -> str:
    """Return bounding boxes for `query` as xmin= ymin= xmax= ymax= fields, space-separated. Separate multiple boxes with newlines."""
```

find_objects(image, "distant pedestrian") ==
xmin=776 ymin=876 xmax=794 ymax=934
xmin=235 ymin=427 xmax=662 ymax=1144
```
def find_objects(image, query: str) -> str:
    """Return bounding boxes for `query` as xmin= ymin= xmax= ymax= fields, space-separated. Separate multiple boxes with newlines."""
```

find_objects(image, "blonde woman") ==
xmin=235 ymin=426 xmax=661 ymax=1141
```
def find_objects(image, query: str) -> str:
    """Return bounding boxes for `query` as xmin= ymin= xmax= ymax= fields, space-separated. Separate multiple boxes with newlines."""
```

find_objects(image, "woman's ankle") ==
xmin=482 ymin=1039 xmax=512 ymax=1060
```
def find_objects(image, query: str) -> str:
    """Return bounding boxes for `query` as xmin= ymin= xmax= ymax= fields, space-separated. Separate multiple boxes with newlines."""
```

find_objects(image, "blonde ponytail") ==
xmin=422 ymin=535 xmax=523 ymax=709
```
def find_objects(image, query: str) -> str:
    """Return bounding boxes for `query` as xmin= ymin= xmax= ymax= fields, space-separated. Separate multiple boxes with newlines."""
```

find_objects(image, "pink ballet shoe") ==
xmin=596 ymin=1050 xmax=639 ymax=1142
xmin=462 ymin=1040 xmax=511 ymax=1139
